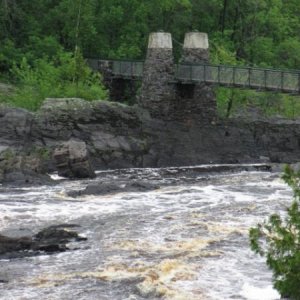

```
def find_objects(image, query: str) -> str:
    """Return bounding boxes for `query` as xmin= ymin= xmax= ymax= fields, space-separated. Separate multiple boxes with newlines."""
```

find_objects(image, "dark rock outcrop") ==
xmin=1 ymin=98 xmax=300 ymax=184
xmin=0 ymin=225 xmax=87 ymax=259
xmin=0 ymin=148 xmax=53 ymax=185
xmin=33 ymin=99 xmax=147 ymax=170
xmin=0 ymin=107 xmax=33 ymax=145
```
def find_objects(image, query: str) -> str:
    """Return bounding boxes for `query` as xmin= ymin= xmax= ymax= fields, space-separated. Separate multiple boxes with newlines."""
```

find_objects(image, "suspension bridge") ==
xmin=88 ymin=59 xmax=300 ymax=95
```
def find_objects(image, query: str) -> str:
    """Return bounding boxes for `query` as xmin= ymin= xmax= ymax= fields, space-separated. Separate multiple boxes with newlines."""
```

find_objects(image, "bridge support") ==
xmin=174 ymin=32 xmax=217 ymax=124
xmin=138 ymin=32 xmax=175 ymax=119
xmin=95 ymin=60 xmax=137 ymax=104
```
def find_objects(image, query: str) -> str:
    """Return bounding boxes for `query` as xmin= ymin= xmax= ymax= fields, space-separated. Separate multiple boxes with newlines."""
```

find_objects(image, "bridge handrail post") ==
xmin=218 ymin=65 xmax=220 ymax=84
xmin=115 ymin=60 xmax=120 ymax=76
xmin=298 ymin=73 xmax=300 ymax=94
xmin=204 ymin=64 xmax=206 ymax=82
xmin=233 ymin=67 xmax=236 ymax=85
xmin=264 ymin=70 xmax=267 ymax=89
xmin=281 ymin=71 xmax=284 ymax=92
xmin=130 ymin=61 xmax=133 ymax=77
xmin=248 ymin=67 xmax=251 ymax=87
xmin=190 ymin=64 xmax=192 ymax=81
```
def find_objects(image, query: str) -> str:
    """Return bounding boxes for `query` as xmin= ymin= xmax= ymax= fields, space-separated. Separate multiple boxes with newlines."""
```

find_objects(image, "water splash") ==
xmin=0 ymin=168 xmax=291 ymax=299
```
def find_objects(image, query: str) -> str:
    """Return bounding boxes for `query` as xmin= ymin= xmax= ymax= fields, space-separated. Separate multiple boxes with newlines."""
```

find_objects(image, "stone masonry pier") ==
xmin=173 ymin=32 xmax=217 ymax=124
xmin=137 ymin=31 xmax=217 ymax=123
xmin=138 ymin=32 xmax=176 ymax=119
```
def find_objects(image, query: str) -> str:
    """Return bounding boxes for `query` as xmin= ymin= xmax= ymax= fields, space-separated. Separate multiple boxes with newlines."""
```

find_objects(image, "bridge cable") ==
xmin=171 ymin=37 xmax=184 ymax=60
xmin=172 ymin=37 xmax=184 ymax=47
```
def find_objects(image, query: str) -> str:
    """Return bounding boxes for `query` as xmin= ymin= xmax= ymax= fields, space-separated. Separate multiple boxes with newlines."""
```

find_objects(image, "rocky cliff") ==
xmin=0 ymin=98 xmax=299 ymax=183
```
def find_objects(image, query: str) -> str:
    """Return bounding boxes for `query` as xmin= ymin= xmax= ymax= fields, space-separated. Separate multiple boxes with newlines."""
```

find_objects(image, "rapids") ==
xmin=0 ymin=166 xmax=291 ymax=300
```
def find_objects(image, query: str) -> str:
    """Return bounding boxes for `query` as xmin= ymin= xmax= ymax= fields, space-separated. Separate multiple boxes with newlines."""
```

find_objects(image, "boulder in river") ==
xmin=0 ymin=235 xmax=32 ymax=255
xmin=68 ymin=180 xmax=160 ymax=197
xmin=0 ymin=224 xmax=87 ymax=259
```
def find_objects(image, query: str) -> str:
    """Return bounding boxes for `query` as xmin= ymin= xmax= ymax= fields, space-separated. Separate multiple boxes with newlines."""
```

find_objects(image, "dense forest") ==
xmin=1 ymin=0 xmax=300 ymax=116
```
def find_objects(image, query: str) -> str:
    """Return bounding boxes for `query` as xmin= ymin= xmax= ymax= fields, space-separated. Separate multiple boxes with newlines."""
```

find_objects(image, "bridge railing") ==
xmin=111 ymin=60 xmax=144 ymax=78
xmin=88 ymin=58 xmax=300 ymax=94
xmin=86 ymin=59 xmax=144 ymax=78
xmin=176 ymin=64 xmax=300 ymax=94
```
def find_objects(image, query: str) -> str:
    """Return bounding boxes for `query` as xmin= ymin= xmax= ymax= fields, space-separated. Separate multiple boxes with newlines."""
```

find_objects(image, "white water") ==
xmin=0 ymin=168 xmax=291 ymax=300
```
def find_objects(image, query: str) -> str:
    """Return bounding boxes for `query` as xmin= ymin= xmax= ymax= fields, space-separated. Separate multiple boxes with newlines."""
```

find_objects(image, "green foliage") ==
xmin=276 ymin=38 xmax=300 ymax=69
xmin=29 ymin=146 xmax=50 ymax=160
xmin=1 ymin=149 xmax=15 ymax=161
xmin=0 ymin=39 xmax=22 ymax=74
xmin=0 ymin=50 xmax=107 ymax=111
xmin=1 ymin=0 xmax=299 ymax=67
xmin=23 ymin=36 xmax=63 ymax=63
xmin=216 ymin=88 xmax=300 ymax=119
xmin=250 ymin=165 xmax=300 ymax=299
xmin=210 ymin=33 xmax=238 ymax=65
xmin=0 ymin=0 xmax=300 ymax=113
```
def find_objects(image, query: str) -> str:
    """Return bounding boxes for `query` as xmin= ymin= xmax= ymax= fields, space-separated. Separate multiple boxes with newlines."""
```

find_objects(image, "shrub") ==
xmin=0 ymin=49 xmax=107 ymax=111
xmin=249 ymin=165 xmax=300 ymax=299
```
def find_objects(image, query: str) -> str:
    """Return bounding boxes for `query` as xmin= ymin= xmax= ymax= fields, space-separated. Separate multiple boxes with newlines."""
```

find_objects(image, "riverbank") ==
xmin=0 ymin=98 xmax=300 ymax=184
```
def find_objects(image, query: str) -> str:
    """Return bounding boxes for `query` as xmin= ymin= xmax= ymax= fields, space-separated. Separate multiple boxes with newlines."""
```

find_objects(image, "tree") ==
xmin=250 ymin=165 xmax=300 ymax=299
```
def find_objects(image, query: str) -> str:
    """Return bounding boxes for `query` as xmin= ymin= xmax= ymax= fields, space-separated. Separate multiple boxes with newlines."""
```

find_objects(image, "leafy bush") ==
xmin=0 ymin=49 xmax=107 ymax=111
xmin=249 ymin=165 xmax=300 ymax=299
xmin=0 ymin=39 xmax=22 ymax=75
xmin=216 ymin=86 xmax=300 ymax=120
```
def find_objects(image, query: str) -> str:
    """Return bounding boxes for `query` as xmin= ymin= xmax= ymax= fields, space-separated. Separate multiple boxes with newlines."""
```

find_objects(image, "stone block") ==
xmin=148 ymin=32 xmax=172 ymax=49
xmin=53 ymin=139 xmax=95 ymax=179
xmin=183 ymin=32 xmax=209 ymax=49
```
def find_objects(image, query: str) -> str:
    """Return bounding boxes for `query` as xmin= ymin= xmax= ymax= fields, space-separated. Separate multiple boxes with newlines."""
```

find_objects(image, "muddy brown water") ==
xmin=0 ymin=166 xmax=290 ymax=300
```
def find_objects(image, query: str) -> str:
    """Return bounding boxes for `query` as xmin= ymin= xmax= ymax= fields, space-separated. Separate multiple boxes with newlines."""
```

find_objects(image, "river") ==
xmin=0 ymin=165 xmax=291 ymax=300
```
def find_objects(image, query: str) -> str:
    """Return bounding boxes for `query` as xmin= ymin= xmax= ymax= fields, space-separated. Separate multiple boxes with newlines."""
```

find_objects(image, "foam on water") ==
xmin=0 ymin=168 xmax=293 ymax=299
xmin=240 ymin=283 xmax=280 ymax=300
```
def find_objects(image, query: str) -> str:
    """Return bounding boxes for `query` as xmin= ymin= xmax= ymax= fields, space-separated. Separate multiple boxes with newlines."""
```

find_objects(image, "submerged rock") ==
xmin=0 ymin=224 xmax=87 ymax=259
xmin=68 ymin=181 xmax=160 ymax=197
xmin=0 ymin=279 xmax=9 ymax=284
xmin=0 ymin=235 xmax=32 ymax=255
xmin=32 ymin=225 xmax=87 ymax=253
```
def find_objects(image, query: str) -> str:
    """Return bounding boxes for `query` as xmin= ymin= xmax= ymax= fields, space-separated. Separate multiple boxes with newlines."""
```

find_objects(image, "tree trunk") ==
xmin=219 ymin=0 xmax=228 ymax=34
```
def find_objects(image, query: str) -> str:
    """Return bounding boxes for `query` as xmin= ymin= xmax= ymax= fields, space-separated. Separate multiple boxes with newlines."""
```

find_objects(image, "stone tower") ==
xmin=138 ymin=32 xmax=175 ymax=119
xmin=173 ymin=32 xmax=217 ymax=124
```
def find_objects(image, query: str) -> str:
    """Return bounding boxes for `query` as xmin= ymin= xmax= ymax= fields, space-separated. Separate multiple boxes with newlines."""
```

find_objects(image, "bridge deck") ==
xmin=88 ymin=59 xmax=300 ymax=94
